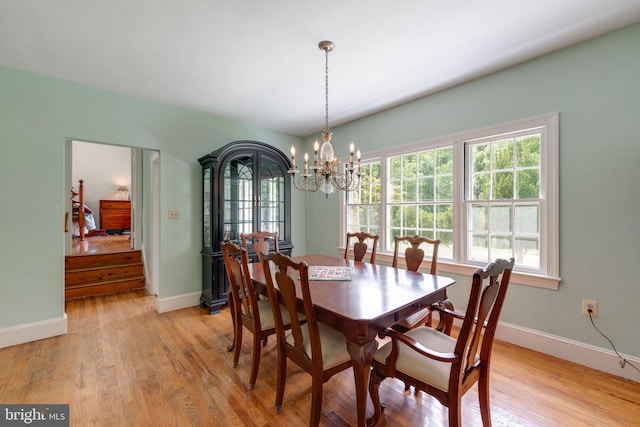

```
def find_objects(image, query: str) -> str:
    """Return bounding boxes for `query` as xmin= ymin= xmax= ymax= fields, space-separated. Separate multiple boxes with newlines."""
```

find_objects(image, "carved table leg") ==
xmin=346 ymin=338 xmax=379 ymax=427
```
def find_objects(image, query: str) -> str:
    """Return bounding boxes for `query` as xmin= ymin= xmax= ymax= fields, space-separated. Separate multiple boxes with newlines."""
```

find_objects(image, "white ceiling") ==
xmin=1 ymin=1 xmax=640 ymax=137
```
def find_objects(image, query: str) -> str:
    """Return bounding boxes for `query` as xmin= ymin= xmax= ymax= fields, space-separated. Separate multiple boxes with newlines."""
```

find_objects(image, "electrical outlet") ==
xmin=582 ymin=299 xmax=598 ymax=317
xmin=168 ymin=209 xmax=179 ymax=219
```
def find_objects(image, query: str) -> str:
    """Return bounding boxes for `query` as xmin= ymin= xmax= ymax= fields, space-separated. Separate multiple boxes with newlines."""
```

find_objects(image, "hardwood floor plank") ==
xmin=1 ymin=290 xmax=638 ymax=426
xmin=71 ymin=234 xmax=132 ymax=256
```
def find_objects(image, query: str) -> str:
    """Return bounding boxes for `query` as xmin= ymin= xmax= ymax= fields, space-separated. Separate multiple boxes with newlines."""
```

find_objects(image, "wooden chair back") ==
xmin=261 ymin=252 xmax=352 ymax=425
xmin=390 ymin=235 xmax=442 ymax=332
xmin=240 ymin=231 xmax=279 ymax=260
xmin=456 ymin=258 xmax=514 ymax=388
xmin=391 ymin=234 xmax=440 ymax=274
xmin=261 ymin=253 xmax=314 ymax=367
xmin=368 ymin=257 xmax=515 ymax=427
xmin=344 ymin=231 xmax=379 ymax=263
xmin=221 ymin=240 xmax=272 ymax=388
xmin=221 ymin=241 xmax=258 ymax=328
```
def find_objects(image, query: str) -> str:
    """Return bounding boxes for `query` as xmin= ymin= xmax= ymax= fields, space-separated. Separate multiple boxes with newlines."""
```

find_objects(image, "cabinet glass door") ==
xmin=203 ymin=168 xmax=211 ymax=248
xmin=259 ymin=156 xmax=285 ymax=237
xmin=223 ymin=156 xmax=254 ymax=243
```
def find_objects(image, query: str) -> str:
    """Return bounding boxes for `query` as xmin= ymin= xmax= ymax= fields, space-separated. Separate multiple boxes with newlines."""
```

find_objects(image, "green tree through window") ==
xmin=387 ymin=147 xmax=454 ymax=257
xmin=467 ymin=132 xmax=542 ymax=268
xmin=342 ymin=113 xmax=558 ymax=283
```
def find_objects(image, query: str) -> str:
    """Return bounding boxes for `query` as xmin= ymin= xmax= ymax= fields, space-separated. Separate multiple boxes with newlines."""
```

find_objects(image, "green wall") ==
xmin=305 ymin=23 xmax=640 ymax=358
xmin=1 ymin=21 xmax=638 ymax=366
xmin=0 ymin=65 xmax=305 ymax=327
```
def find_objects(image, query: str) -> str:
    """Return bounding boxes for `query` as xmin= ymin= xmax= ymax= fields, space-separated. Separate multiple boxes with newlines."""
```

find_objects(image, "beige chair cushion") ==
xmin=395 ymin=307 xmax=430 ymax=328
xmin=256 ymin=298 xmax=296 ymax=331
xmin=374 ymin=326 xmax=459 ymax=392
xmin=286 ymin=323 xmax=351 ymax=370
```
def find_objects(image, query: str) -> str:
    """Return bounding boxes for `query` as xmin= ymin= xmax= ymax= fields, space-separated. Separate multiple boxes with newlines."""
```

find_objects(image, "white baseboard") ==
xmin=436 ymin=312 xmax=640 ymax=383
xmin=156 ymin=291 xmax=201 ymax=313
xmin=0 ymin=292 xmax=201 ymax=349
xmin=0 ymin=315 xmax=67 ymax=349
xmin=3 ymin=301 xmax=637 ymax=384
xmin=495 ymin=321 xmax=640 ymax=383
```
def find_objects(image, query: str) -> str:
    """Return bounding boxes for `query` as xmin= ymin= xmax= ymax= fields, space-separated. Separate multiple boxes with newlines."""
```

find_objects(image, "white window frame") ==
xmin=340 ymin=113 xmax=560 ymax=290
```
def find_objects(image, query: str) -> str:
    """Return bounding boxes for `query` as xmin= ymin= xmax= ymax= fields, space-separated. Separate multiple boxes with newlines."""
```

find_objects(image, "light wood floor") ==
xmin=1 ymin=290 xmax=638 ymax=426
xmin=71 ymin=233 xmax=132 ymax=255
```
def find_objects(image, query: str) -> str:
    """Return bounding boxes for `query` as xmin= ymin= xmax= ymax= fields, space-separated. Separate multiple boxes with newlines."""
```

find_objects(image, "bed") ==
xmin=67 ymin=179 xmax=98 ymax=240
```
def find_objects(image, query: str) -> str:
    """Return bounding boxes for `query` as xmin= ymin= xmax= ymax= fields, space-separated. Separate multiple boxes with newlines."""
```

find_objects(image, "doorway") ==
xmin=64 ymin=139 xmax=160 ymax=297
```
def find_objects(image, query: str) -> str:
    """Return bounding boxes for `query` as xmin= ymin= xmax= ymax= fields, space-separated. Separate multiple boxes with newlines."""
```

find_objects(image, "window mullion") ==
xmin=379 ymin=156 xmax=387 ymax=251
xmin=454 ymin=139 xmax=466 ymax=264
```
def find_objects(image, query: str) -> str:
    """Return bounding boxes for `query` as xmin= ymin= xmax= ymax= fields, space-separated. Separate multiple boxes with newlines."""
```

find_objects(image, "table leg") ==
xmin=346 ymin=338 xmax=378 ymax=427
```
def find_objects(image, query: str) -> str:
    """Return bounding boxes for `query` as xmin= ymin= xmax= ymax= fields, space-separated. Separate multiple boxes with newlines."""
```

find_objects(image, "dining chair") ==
xmin=344 ymin=231 xmax=379 ymax=263
xmin=240 ymin=231 xmax=279 ymax=261
xmin=260 ymin=252 xmax=353 ymax=427
xmin=390 ymin=235 xmax=453 ymax=333
xmin=221 ymin=241 xmax=292 ymax=389
xmin=367 ymin=257 xmax=515 ymax=427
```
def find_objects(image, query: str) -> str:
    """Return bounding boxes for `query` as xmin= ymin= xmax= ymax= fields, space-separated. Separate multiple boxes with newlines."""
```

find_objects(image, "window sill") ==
xmin=338 ymin=248 xmax=561 ymax=290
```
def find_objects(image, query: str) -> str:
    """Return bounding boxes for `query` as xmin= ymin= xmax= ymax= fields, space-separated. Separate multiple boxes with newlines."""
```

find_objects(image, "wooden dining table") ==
xmin=248 ymin=254 xmax=456 ymax=427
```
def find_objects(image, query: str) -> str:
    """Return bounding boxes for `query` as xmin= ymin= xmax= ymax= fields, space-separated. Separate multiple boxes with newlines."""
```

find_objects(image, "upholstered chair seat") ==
xmin=374 ymin=326 xmax=479 ymax=392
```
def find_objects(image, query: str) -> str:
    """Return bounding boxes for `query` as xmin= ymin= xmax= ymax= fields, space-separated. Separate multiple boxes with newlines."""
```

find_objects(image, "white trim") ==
xmin=157 ymin=291 xmax=201 ymax=313
xmin=434 ymin=260 xmax=560 ymax=290
xmin=0 ymin=294 xmax=210 ymax=349
xmin=543 ymin=113 xmax=560 ymax=277
xmin=495 ymin=321 xmax=640 ymax=383
xmin=148 ymin=152 xmax=160 ymax=296
xmin=3 ymin=303 xmax=637 ymax=383
xmin=0 ymin=315 xmax=67 ymax=349
xmin=437 ymin=313 xmax=640 ymax=383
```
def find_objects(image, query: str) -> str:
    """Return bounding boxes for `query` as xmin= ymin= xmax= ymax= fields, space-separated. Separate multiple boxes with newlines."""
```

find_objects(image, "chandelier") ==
xmin=288 ymin=40 xmax=361 ymax=197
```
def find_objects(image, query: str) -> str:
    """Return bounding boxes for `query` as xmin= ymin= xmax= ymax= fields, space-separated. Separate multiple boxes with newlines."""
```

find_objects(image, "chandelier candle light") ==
xmin=288 ymin=41 xmax=361 ymax=197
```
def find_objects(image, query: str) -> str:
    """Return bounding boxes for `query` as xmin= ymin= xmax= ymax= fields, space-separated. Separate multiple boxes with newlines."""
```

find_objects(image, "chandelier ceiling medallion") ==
xmin=288 ymin=40 xmax=361 ymax=197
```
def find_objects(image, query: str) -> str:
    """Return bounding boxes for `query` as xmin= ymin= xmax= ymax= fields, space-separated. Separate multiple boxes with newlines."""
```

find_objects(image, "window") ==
xmin=466 ymin=131 xmax=542 ymax=270
xmin=387 ymin=148 xmax=454 ymax=258
xmin=342 ymin=113 xmax=559 ymax=288
xmin=465 ymin=129 xmax=542 ymax=270
xmin=346 ymin=161 xmax=381 ymax=236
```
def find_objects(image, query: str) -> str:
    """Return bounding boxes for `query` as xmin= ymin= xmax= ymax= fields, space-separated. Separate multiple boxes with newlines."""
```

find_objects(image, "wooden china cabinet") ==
xmin=198 ymin=140 xmax=293 ymax=314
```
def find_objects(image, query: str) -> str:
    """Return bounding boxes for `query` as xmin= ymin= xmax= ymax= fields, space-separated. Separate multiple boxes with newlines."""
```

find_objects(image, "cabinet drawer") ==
xmin=101 ymin=200 xmax=130 ymax=210
xmin=102 ymin=211 xmax=129 ymax=220
xmin=100 ymin=200 xmax=131 ymax=230
xmin=102 ymin=220 xmax=130 ymax=229
xmin=102 ymin=215 xmax=130 ymax=227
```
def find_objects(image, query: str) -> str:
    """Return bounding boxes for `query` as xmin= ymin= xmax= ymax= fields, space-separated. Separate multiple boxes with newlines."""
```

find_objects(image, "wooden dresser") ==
xmin=100 ymin=200 xmax=131 ymax=231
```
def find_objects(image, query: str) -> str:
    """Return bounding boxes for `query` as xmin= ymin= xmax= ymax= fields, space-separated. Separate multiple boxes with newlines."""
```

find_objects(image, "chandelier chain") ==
xmin=324 ymin=47 xmax=330 ymax=135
